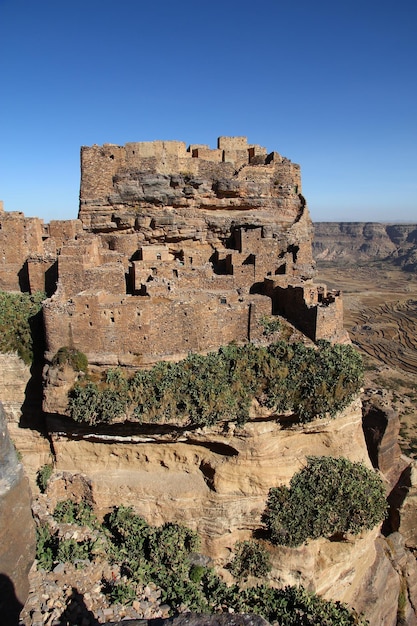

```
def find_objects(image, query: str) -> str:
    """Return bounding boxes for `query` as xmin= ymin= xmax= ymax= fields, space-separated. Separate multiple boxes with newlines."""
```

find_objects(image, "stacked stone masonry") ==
xmin=0 ymin=137 xmax=346 ymax=368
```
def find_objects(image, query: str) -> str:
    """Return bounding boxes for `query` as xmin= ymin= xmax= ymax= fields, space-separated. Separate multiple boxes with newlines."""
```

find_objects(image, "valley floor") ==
xmin=316 ymin=261 xmax=417 ymax=459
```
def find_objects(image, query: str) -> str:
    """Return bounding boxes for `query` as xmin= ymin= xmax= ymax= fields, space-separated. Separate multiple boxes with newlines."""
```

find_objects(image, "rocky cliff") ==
xmin=313 ymin=222 xmax=417 ymax=270
xmin=2 ymin=138 xmax=417 ymax=625
xmin=0 ymin=402 xmax=36 ymax=625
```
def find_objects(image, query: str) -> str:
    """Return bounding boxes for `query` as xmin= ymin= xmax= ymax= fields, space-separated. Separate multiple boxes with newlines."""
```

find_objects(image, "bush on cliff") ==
xmin=52 ymin=346 xmax=88 ymax=373
xmin=0 ymin=290 xmax=45 ymax=364
xmin=262 ymin=456 xmax=387 ymax=547
xmin=102 ymin=506 xmax=367 ymax=624
xmin=36 ymin=463 xmax=53 ymax=493
xmin=67 ymin=340 xmax=364 ymax=427
xmin=68 ymin=381 xmax=128 ymax=425
xmin=35 ymin=501 xmax=368 ymax=625
xmin=229 ymin=539 xmax=271 ymax=580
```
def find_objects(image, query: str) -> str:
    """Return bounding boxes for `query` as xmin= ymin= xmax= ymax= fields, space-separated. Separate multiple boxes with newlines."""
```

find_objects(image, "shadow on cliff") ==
xmin=362 ymin=404 xmax=388 ymax=470
xmin=382 ymin=463 xmax=412 ymax=536
xmin=19 ymin=309 xmax=47 ymax=435
xmin=0 ymin=573 xmax=23 ymax=626
xmin=56 ymin=587 xmax=100 ymax=626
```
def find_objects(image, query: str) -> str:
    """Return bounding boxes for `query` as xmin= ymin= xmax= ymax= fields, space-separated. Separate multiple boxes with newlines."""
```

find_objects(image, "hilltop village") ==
xmin=0 ymin=136 xmax=346 ymax=369
xmin=2 ymin=137 xmax=417 ymax=626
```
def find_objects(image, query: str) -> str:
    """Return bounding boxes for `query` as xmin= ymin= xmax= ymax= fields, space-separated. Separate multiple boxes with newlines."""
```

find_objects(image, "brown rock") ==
xmin=362 ymin=389 xmax=404 ymax=486
xmin=397 ymin=461 xmax=417 ymax=549
xmin=0 ymin=402 xmax=36 ymax=624
xmin=48 ymin=399 xmax=374 ymax=576
xmin=352 ymin=536 xmax=400 ymax=626
xmin=313 ymin=222 xmax=417 ymax=271
xmin=0 ymin=354 xmax=51 ymax=489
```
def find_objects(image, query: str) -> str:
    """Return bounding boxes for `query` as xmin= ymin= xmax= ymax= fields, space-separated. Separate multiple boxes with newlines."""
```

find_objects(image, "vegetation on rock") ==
xmin=262 ymin=456 xmax=387 ymax=547
xmin=53 ymin=499 xmax=98 ymax=528
xmin=68 ymin=340 xmax=364 ymax=427
xmin=36 ymin=463 xmax=53 ymax=493
xmin=35 ymin=501 xmax=367 ymax=625
xmin=0 ymin=290 xmax=45 ymax=364
xmin=229 ymin=539 xmax=271 ymax=580
xmin=52 ymin=346 xmax=88 ymax=373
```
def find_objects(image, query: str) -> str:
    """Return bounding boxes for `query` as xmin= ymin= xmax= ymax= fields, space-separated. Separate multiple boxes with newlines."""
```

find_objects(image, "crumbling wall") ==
xmin=0 ymin=209 xmax=45 ymax=291
xmin=43 ymin=290 xmax=269 ymax=367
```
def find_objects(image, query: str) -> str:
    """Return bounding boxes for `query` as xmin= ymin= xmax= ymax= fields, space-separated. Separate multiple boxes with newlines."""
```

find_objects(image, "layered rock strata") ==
xmin=42 ymin=397 xmax=392 ymax=614
xmin=313 ymin=222 xmax=417 ymax=270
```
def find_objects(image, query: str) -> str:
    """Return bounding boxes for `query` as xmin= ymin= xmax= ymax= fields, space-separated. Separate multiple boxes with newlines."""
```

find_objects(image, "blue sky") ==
xmin=1 ymin=0 xmax=416 ymax=223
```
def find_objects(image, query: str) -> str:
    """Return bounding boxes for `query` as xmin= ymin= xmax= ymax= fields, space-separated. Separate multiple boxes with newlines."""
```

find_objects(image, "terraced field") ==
xmin=349 ymin=298 xmax=417 ymax=374
xmin=316 ymin=262 xmax=417 ymax=375
xmin=316 ymin=261 xmax=417 ymax=456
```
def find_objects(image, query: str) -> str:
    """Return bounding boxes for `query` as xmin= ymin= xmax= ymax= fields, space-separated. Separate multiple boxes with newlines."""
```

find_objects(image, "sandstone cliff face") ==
xmin=0 ymin=354 xmax=51 ymax=488
xmin=362 ymin=388 xmax=405 ymax=487
xmin=0 ymin=402 xmax=36 ymax=623
xmin=43 ymin=398 xmax=391 ymax=612
xmin=313 ymin=222 xmax=417 ymax=270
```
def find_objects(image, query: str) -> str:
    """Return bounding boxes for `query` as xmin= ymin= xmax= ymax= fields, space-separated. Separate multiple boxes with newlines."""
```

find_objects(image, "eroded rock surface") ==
xmin=0 ymin=402 xmax=35 ymax=624
xmin=313 ymin=222 xmax=417 ymax=270
xmin=0 ymin=354 xmax=51 ymax=489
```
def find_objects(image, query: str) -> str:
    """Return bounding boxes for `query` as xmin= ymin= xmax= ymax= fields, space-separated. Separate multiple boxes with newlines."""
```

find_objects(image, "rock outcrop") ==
xmin=0 ymin=402 xmax=36 ymax=625
xmin=362 ymin=388 xmax=405 ymax=486
xmin=42 ymin=398 xmax=389 ymax=611
xmin=313 ymin=222 xmax=417 ymax=270
xmin=0 ymin=354 xmax=51 ymax=489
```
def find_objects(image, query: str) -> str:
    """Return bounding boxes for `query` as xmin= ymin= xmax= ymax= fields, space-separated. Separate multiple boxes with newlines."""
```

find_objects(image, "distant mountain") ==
xmin=313 ymin=222 xmax=417 ymax=271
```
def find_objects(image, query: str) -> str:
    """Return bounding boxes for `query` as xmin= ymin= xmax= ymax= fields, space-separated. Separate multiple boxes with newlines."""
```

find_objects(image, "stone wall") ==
xmin=0 ymin=209 xmax=44 ymax=291
xmin=78 ymin=137 xmax=302 ymax=232
xmin=0 ymin=202 xmax=83 ymax=295
xmin=2 ymin=137 xmax=345 ymax=377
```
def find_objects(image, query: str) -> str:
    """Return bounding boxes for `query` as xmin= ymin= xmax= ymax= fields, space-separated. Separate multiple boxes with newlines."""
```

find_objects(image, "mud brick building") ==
xmin=0 ymin=137 xmax=346 ymax=368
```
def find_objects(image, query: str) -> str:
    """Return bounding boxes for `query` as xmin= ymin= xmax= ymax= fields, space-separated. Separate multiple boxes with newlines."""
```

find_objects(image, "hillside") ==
xmin=313 ymin=222 xmax=417 ymax=271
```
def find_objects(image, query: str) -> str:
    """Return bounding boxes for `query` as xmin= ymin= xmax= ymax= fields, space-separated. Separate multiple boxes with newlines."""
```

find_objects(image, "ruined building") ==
xmin=1 ymin=137 xmax=346 ymax=368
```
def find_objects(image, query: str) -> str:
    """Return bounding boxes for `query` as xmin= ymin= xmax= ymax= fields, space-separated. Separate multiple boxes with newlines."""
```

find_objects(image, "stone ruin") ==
xmin=0 ymin=136 xmax=346 ymax=369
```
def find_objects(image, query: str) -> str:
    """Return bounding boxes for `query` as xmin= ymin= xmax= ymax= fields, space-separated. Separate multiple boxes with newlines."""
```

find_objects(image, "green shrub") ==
xmin=35 ymin=498 xmax=368 ymax=625
xmin=52 ymin=346 xmax=88 ymax=373
xmin=67 ymin=341 xmax=364 ymax=427
xmin=103 ymin=579 xmax=137 ymax=605
xmin=56 ymin=538 xmax=92 ymax=567
xmin=222 ymin=582 xmax=368 ymax=625
xmin=0 ymin=290 xmax=45 ymax=364
xmin=53 ymin=499 xmax=97 ymax=528
xmin=68 ymin=381 xmax=128 ymax=425
xmin=259 ymin=315 xmax=281 ymax=336
xmin=263 ymin=456 xmax=387 ymax=547
xmin=105 ymin=506 xmax=152 ymax=577
xmin=189 ymin=564 xmax=205 ymax=583
xmin=229 ymin=540 xmax=271 ymax=580
xmin=36 ymin=501 xmax=102 ymax=571
xmin=35 ymin=524 xmax=57 ymax=571
xmin=36 ymin=463 xmax=53 ymax=493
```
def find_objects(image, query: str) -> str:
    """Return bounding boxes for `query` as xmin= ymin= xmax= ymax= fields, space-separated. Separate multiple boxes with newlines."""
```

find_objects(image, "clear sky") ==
xmin=1 ymin=0 xmax=416 ymax=223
